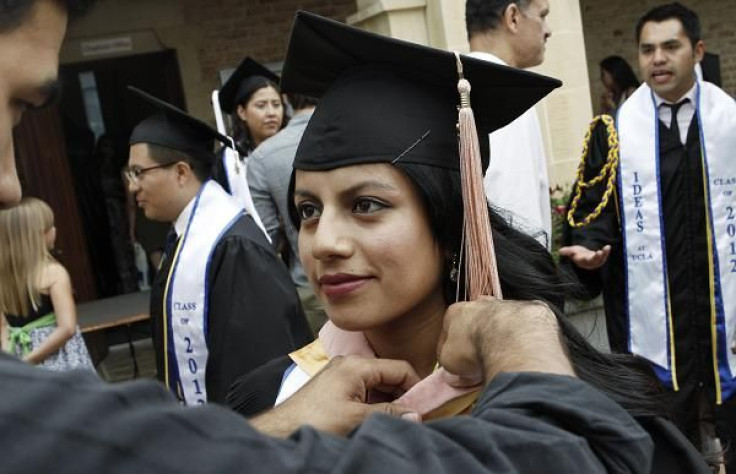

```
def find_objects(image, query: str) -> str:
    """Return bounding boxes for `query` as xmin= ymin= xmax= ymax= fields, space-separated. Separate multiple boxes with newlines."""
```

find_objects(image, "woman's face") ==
xmin=600 ymin=68 xmax=616 ymax=92
xmin=237 ymin=85 xmax=283 ymax=147
xmin=294 ymin=163 xmax=446 ymax=332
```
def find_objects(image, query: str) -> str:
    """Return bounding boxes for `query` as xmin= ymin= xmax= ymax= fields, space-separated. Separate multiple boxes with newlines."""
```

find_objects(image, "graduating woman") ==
xmin=212 ymin=57 xmax=285 ymax=202
xmin=227 ymin=12 xmax=708 ymax=473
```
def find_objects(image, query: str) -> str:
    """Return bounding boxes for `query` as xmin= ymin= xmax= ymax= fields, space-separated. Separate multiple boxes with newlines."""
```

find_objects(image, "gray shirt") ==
xmin=248 ymin=111 xmax=313 ymax=287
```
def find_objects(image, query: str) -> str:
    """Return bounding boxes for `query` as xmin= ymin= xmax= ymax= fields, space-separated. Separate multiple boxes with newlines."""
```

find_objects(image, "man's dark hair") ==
xmin=147 ymin=144 xmax=211 ymax=183
xmin=286 ymin=93 xmax=318 ymax=112
xmin=465 ymin=0 xmax=531 ymax=39
xmin=0 ymin=0 xmax=96 ymax=32
xmin=635 ymin=2 xmax=701 ymax=46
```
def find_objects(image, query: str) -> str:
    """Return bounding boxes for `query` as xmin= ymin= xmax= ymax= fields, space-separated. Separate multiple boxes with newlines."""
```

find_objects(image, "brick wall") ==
xmin=580 ymin=0 xmax=736 ymax=114
xmin=182 ymin=0 xmax=357 ymax=84
xmin=63 ymin=0 xmax=357 ymax=125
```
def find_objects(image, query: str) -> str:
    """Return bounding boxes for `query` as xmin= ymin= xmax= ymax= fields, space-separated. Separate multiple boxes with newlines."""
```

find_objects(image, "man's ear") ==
xmin=693 ymin=39 xmax=705 ymax=63
xmin=175 ymin=161 xmax=192 ymax=185
xmin=503 ymin=3 xmax=522 ymax=34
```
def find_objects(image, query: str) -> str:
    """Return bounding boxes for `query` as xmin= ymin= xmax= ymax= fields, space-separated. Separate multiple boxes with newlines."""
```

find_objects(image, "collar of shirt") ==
xmin=287 ymin=110 xmax=314 ymax=128
xmin=173 ymin=195 xmax=197 ymax=238
xmin=653 ymin=82 xmax=697 ymax=145
xmin=467 ymin=51 xmax=507 ymax=66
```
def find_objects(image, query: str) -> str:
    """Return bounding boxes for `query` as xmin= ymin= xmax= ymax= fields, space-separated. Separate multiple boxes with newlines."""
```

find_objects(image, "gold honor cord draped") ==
xmin=567 ymin=114 xmax=620 ymax=229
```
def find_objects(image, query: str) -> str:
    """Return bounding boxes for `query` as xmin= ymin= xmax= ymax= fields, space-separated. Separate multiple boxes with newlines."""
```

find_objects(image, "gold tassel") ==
xmin=454 ymin=52 xmax=502 ymax=300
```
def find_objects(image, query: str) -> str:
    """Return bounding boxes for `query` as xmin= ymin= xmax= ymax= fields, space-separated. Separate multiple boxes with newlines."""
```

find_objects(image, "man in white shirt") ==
xmin=465 ymin=0 xmax=552 ymax=247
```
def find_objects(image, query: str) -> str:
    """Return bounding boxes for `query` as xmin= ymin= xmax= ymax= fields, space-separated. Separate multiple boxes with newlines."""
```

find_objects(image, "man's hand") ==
xmin=559 ymin=244 xmax=611 ymax=270
xmin=437 ymin=298 xmax=576 ymax=386
xmin=250 ymin=356 xmax=421 ymax=438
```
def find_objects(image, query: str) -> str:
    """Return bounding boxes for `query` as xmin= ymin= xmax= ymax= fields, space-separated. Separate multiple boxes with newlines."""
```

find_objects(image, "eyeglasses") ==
xmin=122 ymin=162 xmax=178 ymax=184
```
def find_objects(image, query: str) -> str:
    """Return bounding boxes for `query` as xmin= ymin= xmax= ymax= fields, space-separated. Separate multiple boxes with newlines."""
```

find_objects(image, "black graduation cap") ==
xmin=128 ymin=86 xmax=236 ymax=165
xmin=218 ymin=57 xmax=281 ymax=114
xmin=281 ymin=11 xmax=562 ymax=172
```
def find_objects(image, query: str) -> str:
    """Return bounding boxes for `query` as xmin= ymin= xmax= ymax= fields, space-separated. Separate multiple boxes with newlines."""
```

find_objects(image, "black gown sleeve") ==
xmin=0 ymin=354 xmax=655 ymax=474
xmin=225 ymin=355 xmax=293 ymax=417
xmin=561 ymin=120 xmax=622 ymax=299
xmin=204 ymin=216 xmax=311 ymax=404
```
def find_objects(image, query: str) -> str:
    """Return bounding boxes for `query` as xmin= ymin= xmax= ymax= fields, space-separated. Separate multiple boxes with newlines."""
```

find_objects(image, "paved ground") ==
xmin=96 ymin=338 xmax=157 ymax=383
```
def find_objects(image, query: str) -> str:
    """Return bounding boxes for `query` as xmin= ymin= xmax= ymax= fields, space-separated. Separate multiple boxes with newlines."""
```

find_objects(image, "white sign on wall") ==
xmin=81 ymin=37 xmax=133 ymax=57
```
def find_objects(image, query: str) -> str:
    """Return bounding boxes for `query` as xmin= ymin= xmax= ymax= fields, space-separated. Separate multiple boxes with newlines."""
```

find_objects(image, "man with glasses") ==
xmin=125 ymin=88 xmax=311 ymax=405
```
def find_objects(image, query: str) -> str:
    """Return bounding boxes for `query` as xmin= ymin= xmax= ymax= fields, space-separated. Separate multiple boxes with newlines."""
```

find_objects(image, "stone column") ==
xmin=349 ymin=0 xmax=593 ymax=188
xmin=530 ymin=0 xmax=593 ymax=188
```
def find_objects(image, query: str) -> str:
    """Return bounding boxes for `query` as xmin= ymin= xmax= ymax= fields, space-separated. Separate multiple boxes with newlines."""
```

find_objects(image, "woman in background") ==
xmin=599 ymin=55 xmax=640 ymax=115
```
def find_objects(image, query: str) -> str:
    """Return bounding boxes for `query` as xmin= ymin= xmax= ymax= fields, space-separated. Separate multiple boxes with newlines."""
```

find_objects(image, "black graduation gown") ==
xmin=0 ymin=353 xmax=658 ymax=473
xmin=211 ymin=149 xmax=231 ymax=194
xmin=227 ymin=355 xmax=710 ymax=474
xmin=564 ymin=117 xmax=736 ymax=469
xmin=211 ymin=148 xmax=247 ymax=195
xmin=150 ymin=213 xmax=312 ymax=404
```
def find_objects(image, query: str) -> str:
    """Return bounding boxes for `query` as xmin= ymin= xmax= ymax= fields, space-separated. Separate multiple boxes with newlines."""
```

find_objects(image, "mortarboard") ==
xmin=128 ymin=86 xmax=237 ymax=166
xmin=282 ymin=11 xmax=563 ymax=300
xmin=218 ymin=57 xmax=281 ymax=114
xmin=281 ymin=11 xmax=561 ymax=173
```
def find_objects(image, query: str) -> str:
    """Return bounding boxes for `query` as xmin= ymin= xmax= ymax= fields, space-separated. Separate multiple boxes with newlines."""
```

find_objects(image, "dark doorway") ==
xmin=58 ymin=50 xmax=183 ymax=299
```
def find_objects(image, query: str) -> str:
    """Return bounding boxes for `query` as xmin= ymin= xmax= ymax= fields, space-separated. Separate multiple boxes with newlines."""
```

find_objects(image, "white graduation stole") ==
xmin=221 ymin=149 xmax=271 ymax=243
xmin=164 ymin=180 xmax=243 ymax=405
xmin=618 ymin=80 xmax=736 ymax=402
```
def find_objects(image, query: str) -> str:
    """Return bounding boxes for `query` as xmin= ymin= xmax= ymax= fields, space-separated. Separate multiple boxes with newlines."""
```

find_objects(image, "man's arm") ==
xmin=0 ymin=298 xmax=652 ymax=473
xmin=0 ymin=352 xmax=651 ymax=474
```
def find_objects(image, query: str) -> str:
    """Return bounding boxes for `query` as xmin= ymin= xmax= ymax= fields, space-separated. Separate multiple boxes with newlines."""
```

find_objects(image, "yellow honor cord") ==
xmin=567 ymin=115 xmax=620 ymax=228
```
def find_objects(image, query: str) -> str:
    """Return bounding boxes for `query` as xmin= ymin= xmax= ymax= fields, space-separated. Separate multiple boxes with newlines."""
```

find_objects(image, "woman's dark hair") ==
xmin=600 ymin=55 xmax=640 ymax=99
xmin=230 ymin=79 xmax=284 ymax=154
xmin=394 ymin=162 xmax=666 ymax=418
xmin=287 ymin=159 xmax=666 ymax=418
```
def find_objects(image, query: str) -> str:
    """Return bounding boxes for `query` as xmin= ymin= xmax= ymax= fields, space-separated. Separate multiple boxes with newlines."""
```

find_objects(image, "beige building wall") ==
xmin=349 ymin=0 xmax=593 ymax=188
xmin=581 ymin=0 xmax=736 ymax=116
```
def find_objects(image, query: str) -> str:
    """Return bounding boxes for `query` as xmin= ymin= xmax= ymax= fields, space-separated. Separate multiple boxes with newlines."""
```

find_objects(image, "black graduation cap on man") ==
xmin=282 ymin=11 xmax=561 ymax=300
xmin=218 ymin=57 xmax=281 ymax=114
xmin=128 ymin=86 xmax=237 ymax=168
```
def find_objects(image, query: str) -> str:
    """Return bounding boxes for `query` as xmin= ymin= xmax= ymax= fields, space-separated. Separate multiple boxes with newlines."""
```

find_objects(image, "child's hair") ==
xmin=0 ymin=197 xmax=56 ymax=316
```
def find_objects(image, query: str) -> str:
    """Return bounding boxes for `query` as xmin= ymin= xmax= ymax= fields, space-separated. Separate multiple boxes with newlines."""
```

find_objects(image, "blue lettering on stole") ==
xmin=174 ymin=302 xmax=197 ymax=311
xmin=713 ymin=177 xmax=736 ymax=186
xmin=632 ymin=172 xmax=645 ymax=233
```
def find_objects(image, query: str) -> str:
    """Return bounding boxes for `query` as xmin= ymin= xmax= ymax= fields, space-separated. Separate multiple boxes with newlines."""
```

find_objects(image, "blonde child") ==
xmin=0 ymin=197 xmax=95 ymax=372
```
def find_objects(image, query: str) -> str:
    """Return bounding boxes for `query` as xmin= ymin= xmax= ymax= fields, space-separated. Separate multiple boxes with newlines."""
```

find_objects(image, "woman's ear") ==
xmin=236 ymin=103 xmax=248 ymax=123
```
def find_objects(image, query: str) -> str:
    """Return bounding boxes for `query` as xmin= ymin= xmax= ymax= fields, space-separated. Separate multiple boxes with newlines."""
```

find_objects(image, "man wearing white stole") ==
xmin=562 ymin=3 xmax=736 ymax=469
xmin=125 ymin=88 xmax=312 ymax=406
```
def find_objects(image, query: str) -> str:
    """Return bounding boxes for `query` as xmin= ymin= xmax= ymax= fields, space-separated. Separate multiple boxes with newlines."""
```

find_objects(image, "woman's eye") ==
xmin=297 ymin=203 xmax=321 ymax=221
xmin=353 ymin=199 xmax=385 ymax=214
